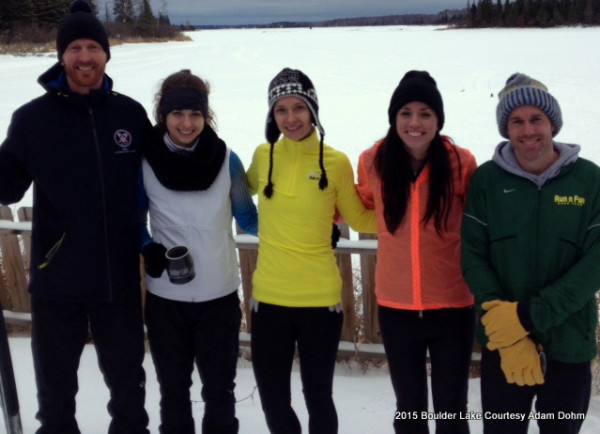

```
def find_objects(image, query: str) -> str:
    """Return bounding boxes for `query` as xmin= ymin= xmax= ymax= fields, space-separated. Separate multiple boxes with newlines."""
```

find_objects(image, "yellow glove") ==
xmin=481 ymin=300 xmax=528 ymax=350
xmin=498 ymin=337 xmax=545 ymax=386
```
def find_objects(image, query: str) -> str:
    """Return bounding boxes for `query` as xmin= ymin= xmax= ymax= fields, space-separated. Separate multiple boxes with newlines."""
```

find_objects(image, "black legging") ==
xmin=251 ymin=302 xmax=343 ymax=434
xmin=378 ymin=305 xmax=475 ymax=434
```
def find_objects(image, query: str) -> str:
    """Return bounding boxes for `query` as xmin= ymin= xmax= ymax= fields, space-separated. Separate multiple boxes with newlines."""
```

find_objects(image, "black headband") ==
xmin=159 ymin=87 xmax=208 ymax=119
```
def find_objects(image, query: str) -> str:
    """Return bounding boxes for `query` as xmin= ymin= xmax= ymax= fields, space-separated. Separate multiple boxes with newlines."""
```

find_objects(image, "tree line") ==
xmin=464 ymin=0 xmax=600 ymax=27
xmin=0 ymin=0 xmax=183 ymax=46
xmin=2 ymin=0 xmax=600 ymax=46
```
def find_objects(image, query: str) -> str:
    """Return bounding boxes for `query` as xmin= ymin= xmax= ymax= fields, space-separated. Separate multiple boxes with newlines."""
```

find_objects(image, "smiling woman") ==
xmin=246 ymin=67 xmax=377 ymax=433
xmin=356 ymin=70 xmax=477 ymax=433
xmin=139 ymin=68 xmax=257 ymax=433
xmin=272 ymin=97 xmax=314 ymax=142
xmin=165 ymin=108 xmax=206 ymax=147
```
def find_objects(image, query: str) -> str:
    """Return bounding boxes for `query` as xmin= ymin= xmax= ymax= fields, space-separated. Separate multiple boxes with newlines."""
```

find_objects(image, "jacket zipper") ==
xmin=37 ymin=233 xmax=66 ymax=270
xmin=89 ymin=106 xmax=114 ymax=299
xmin=411 ymin=181 xmax=423 ymax=311
xmin=535 ymin=185 xmax=542 ymax=288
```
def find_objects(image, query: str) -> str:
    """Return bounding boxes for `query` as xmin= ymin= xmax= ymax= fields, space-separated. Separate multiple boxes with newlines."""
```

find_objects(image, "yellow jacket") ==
xmin=247 ymin=130 xmax=376 ymax=307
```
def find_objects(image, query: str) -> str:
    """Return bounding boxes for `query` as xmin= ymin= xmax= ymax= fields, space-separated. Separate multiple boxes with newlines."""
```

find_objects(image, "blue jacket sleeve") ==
xmin=137 ymin=170 xmax=153 ymax=249
xmin=229 ymin=151 xmax=258 ymax=236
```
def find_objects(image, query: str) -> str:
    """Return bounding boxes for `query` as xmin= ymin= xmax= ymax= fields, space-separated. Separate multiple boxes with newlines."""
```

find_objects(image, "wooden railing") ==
xmin=0 ymin=206 xmax=386 ymax=357
xmin=0 ymin=206 xmax=32 ymax=315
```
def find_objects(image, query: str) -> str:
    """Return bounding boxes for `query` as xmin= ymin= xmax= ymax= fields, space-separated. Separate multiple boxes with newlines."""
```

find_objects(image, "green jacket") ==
xmin=462 ymin=141 xmax=600 ymax=363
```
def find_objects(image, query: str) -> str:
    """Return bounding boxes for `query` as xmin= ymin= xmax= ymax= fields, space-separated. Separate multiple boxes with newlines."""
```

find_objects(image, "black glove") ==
xmin=142 ymin=242 xmax=168 ymax=278
xmin=331 ymin=223 xmax=341 ymax=249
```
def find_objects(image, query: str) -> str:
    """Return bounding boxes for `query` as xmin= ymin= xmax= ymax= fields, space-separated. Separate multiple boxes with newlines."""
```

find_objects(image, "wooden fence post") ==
xmin=0 ymin=206 xmax=30 ymax=312
xmin=336 ymin=224 xmax=356 ymax=342
xmin=359 ymin=232 xmax=380 ymax=343
xmin=236 ymin=225 xmax=257 ymax=333
xmin=16 ymin=207 xmax=32 ymax=271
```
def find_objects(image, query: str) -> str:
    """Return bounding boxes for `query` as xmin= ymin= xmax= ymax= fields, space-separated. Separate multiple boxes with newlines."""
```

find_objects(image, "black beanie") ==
xmin=388 ymin=70 xmax=444 ymax=129
xmin=57 ymin=1 xmax=110 ymax=61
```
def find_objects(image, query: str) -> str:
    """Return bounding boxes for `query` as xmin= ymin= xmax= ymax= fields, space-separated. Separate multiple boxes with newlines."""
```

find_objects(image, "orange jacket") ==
xmin=357 ymin=137 xmax=476 ymax=311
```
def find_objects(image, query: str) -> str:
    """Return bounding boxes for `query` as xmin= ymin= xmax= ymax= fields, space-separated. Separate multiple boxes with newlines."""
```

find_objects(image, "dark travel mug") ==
xmin=165 ymin=245 xmax=195 ymax=284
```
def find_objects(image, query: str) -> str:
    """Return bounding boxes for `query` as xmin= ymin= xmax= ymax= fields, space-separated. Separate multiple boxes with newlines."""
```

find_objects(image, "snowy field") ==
xmin=1 ymin=25 xmax=600 ymax=432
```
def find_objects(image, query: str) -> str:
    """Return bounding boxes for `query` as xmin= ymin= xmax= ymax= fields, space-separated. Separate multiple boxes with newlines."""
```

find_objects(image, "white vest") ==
xmin=142 ymin=149 xmax=241 ymax=302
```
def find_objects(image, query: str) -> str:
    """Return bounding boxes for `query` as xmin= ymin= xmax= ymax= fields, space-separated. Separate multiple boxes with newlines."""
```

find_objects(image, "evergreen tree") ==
xmin=478 ymin=0 xmax=495 ymax=25
xmin=104 ymin=1 xmax=112 ymax=24
xmin=594 ymin=0 xmax=600 ymax=23
xmin=1 ymin=0 xmax=34 ymax=24
xmin=552 ymin=0 xmax=566 ymax=24
xmin=535 ymin=0 xmax=552 ymax=25
xmin=503 ymin=0 xmax=514 ymax=24
xmin=568 ymin=0 xmax=584 ymax=23
xmin=113 ymin=0 xmax=136 ymax=24
xmin=156 ymin=0 xmax=170 ymax=25
xmin=522 ymin=0 xmax=535 ymax=24
xmin=467 ymin=2 xmax=478 ymax=26
xmin=512 ymin=0 xmax=526 ymax=25
xmin=494 ymin=0 xmax=504 ymax=25
xmin=584 ymin=0 xmax=595 ymax=22
xmin=158 ymin=13 xmax=171 ymax=26
xmin=35 ymin=0 xmax=73 ymax=25
xmin=137 ymin=0 xmax=157 ymax=37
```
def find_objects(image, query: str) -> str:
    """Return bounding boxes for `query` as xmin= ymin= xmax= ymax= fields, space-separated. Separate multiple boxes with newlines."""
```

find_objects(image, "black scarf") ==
xmin=144 ymin=125 xmax=227 ymax=191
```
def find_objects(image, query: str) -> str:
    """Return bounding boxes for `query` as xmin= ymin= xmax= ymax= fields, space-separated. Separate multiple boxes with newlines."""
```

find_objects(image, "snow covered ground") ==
xmin=5 ymin=337 xmax=600 ymax=433
xmin=1 ymin=24 xmax=600 ymax=432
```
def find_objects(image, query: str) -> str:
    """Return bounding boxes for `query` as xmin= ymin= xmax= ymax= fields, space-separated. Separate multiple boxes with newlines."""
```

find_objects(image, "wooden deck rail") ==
xmin=0 ymin=206 xmax=386 ymax=358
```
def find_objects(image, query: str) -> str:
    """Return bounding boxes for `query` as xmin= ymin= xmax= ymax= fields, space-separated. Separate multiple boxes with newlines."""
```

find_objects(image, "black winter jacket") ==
xmin=0 ymin=63 xmax=152 ymax=302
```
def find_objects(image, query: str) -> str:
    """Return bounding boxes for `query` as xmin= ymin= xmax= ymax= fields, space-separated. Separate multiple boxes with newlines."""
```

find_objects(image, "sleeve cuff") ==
xmin=517 ymin=301 xmax=533 ymax=332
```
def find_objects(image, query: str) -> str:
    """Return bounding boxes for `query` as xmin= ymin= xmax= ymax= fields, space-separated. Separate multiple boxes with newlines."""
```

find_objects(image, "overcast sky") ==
xmin=116 ymin=0 xmax=467 ymax=26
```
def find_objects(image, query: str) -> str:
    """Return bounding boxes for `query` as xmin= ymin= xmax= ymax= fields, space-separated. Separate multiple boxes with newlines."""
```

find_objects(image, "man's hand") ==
xmin=482 ymin=300 xmax=528 ymax=350
xmin=498 ymin=337 xmax=545 ymax=386
xmin=331 ymin=223 xmax=341 ymax=249
xmin=142 ymin=242 xmax=168 ymax=278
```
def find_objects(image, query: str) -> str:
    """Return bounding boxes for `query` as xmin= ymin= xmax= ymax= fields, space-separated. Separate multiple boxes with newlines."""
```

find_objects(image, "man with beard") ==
xmin=0 ymin=2 xmax=151 ymax=432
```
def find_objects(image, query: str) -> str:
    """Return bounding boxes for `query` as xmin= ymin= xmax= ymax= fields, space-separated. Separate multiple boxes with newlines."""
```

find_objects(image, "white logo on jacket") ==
xmin=113 ymin=129 xmax=135 ymax=154
xmin=307 ymin=171 xmax=320 ymax=181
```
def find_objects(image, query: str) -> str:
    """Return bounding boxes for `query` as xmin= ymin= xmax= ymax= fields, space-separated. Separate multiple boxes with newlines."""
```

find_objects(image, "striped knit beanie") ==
xmin=266 ymin=68 xmax=324 ymax=144
xmin=496 ymin=73 xmax=562 ymax=138
xmin=263 ymin=68 xmax=327 ymax=198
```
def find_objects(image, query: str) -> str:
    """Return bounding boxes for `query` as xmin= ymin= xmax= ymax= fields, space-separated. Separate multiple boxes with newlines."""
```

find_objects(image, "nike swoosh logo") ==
xmin=503 ymin=189 xmax=516 ymax=193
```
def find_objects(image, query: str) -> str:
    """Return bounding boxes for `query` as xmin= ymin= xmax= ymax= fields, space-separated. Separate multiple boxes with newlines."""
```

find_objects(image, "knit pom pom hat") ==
xmin=263 ymin=68 xmax=327 ymax=198
xmin=57 ymin=1 xmax=110 ymax=61
xmin=496 ymin=73 xmax=562 ymax=138
xmin=388 ymin=70 xmax=445 ymax=129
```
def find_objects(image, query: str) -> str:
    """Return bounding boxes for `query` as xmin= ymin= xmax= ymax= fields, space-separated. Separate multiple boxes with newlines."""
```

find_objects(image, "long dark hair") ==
xmin=374 ymin=127 xmax=460 ymax=235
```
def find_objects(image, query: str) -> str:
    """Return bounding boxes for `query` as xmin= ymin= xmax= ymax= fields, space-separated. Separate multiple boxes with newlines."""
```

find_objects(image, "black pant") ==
xmin=145 ymin=291 xmax=241 ymax=434
xmin=31 ymin=290 xmax=149 ymax=434
xmin=481 ymin=348 xmax=591 ymax=434
xmin=379 ymin=306 xmax=476 ymax=434
xmin=251 ymin=302 xmax=343 ymax=434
